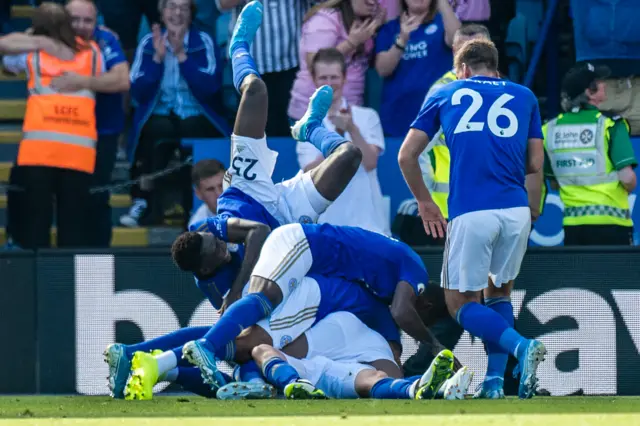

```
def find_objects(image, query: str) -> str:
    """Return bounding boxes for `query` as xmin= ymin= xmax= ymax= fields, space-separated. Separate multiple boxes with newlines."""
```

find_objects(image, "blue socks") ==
xmin=457 ymin=302 xmax=527 ymax=360
xmin=176 ymin=367 xmax=218 ymax=398
xmin=125 ymin=326 xmax=209 ymax=358
xmin=484 ymin=297 xmax=514 ymax=381
xmin=262 ymin=357 xmax=299 ymax=389
xmin=237 ymin=361 xmax=266 ymax=384
xmin=175 ymin=367 xmax=233 ymax=398
xmin=231 ymin=41 xmax=260 ymax=93
xmin=308 ymin=126 xmax=347 ymax=158
xmin=202 ymin=292 xmax=274 ymax=361
xmin=370 ymin=378 xmax=413 ymax=399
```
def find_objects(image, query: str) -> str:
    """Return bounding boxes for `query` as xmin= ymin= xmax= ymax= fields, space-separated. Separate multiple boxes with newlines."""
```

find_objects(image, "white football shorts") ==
xmin=225 ymin=134 xmax=327 ymax=225
xmin=441 ymin=206 xmax=530 ymax=292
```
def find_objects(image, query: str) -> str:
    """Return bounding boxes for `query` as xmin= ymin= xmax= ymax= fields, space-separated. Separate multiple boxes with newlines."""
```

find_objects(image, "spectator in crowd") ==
xmin=296 ymin=48 xmax=389 ymax=235
xmin=380 ymin=0 xmax=400 ymax=20
xmin=544 ymin=63 xmax=637 ymax=246
xmin=391 ymin=24 xmax=489 ymax=246
xmin=120 ymin=0 xmax=230 ymax=228
xmin=449 ymin=0 xmax=490 ymax=24
xmin=95 ymin=0 xmax=159 ymax=62
xmin=222 ymin=0 xmax=321 ymax=137
xmin=571 ymin=0 xmax=640 ymax=136
xmin=288 ymin=0 xmax=386 ymax=122
xmin=1 ymin=28 xmax=75 ymax=249
xmin=187 ymin=159 xmax=225 ymax=228
xmin=2 ymin=2 xmax=103 ymax=249
xmin=375 ymin=0 xmax=460 ymax=137
xmin=48 ymin=0 xmax=130 ymax=248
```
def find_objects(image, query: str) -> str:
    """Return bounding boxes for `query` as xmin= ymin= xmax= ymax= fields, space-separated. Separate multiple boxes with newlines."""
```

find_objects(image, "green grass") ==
xmin=0 ymin=396 xmax=639 ymax=419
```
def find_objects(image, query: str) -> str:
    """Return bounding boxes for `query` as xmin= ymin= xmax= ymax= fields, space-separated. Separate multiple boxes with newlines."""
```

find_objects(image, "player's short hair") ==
xmin=171 ymin=232 xmax=203 ymax=272
xmin=454 ymin=39 xmax=499 ymax=73
xmin=454 ymin=24 xmax=491 ymax=42
xmin=311 ymin=48 xmax=347 ymax=77
xmin=192 ymin=159 xmax=226 ymax=187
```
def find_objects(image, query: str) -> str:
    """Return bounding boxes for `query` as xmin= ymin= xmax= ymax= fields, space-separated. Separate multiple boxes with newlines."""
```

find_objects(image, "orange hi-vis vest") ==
xmin=18 ymin=41 xmax=101 ymax=174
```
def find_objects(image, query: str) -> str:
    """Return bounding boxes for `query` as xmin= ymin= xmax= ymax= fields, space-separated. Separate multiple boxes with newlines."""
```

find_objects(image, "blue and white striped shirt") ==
xmin=229 ymin=0 xmax=319 ymax=74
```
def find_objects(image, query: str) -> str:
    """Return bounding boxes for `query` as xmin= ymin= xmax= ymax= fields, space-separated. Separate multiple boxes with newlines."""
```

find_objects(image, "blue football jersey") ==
xmin=312 ymin=274 xmax=401 ymax=344
xmin=188 ymin=196 xmax=270 ymax=309
xmin=412 ymin=76 xmax=544 ymax=220
xmin=302 ymin=224 xmax=428 ymax=303
xmin=217 ymin=187 xmax=281 ymax=231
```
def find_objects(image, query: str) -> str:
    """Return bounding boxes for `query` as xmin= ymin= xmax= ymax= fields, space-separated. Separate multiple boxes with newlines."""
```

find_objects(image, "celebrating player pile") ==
xmin=102 ymin=1 xmax=467 ymax=402
xmin=102 ymin=2 xmax=547 ymax=402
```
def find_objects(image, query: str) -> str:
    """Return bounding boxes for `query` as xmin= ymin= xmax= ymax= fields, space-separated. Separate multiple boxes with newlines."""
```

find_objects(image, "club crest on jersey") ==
xmin=227 ymin=243 xmax=240 ymax=253
xmin=289 ymin=278 xmax=298 ymax=292
xmin=280 ymin=335 xmax=293 ymax=347
xmin=298 ymin=215 xmax=313 ymax=224
xmin=425 ymin=24 xmax=438 ymax=35
xmin=417 ymin=283 xmax=426 ymax=295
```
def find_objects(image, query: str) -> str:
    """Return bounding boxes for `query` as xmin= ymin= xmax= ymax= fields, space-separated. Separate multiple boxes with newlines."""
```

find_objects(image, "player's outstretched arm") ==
xmin=399 ymin=129 xmax=447 ymax=238
xmin=525 ymin=137 xmax=544 ymax=222
xmin=399 ymin=129 xmax=433 ymax=203
xmin=222 ymin=218 xmax=271 ymax=311
xmin=391 ymin=281 xmax=446 ymax=355
xmin=526 ymin=137 xmax=544 ymax=175
xmin=525 ymin=169 xmax=543 ymax=222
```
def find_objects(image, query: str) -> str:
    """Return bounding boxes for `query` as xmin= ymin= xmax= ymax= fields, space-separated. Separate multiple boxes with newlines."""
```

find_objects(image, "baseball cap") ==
xmin=562 ymin=63 xmax=610 ymax=99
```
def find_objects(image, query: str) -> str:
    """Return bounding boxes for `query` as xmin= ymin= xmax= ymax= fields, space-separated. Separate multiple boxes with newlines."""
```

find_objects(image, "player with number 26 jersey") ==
xmin=412 ymin=77 xmax=543 ymax=220
xmin=400 ymin=40 xmax=546 ymax=401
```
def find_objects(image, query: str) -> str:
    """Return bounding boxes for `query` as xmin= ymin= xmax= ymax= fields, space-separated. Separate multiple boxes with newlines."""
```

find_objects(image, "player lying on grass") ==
xmin=398 ymin=38 xmax=546 ymax=399
xmin=120 ymin=274 xmax=406 ymax=400
xmin=246 ymin=348 xmax=460 ymax=401
xmin=106 ymin=279 xmax=458 ymax=400
xmin=218 ymin=311 xmax=472 ymax=401
xmin=179 ymin=222 xmax=449 ymax=391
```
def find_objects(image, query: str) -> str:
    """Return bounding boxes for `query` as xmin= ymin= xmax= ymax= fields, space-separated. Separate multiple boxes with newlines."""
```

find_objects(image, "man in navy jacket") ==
xmin=121 ymin=0 xmax=231 ymax=228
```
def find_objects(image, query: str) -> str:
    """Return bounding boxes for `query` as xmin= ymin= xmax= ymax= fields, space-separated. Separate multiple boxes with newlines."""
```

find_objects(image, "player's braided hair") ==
xmin=171 ymin=232 xmax=203 ymax=272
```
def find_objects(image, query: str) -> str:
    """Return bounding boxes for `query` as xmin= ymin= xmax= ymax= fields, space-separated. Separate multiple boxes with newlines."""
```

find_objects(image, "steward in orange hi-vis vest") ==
xmin=18 ymin=39 xmax=102 ymax=174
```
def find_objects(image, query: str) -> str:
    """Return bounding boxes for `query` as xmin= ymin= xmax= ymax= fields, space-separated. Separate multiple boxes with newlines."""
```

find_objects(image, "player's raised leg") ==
xmin=223 ymin=0 xmax=291 ymax=218
xmin=251 ymin=344 xmax=328 ymax=399
xmin=290 ymin=87 xmax=363 ymax=209
xmin=230 ymin=1 xmax=266 ymax=140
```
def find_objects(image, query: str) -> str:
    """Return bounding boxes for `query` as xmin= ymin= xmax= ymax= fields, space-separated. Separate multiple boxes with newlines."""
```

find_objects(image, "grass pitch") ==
xmin=0 ymin=396 xmax=638 ymax=425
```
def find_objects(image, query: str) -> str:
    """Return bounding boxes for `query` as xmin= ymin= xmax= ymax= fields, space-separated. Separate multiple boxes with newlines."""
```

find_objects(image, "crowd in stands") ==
xmin=0 ymin=0 xmax=639 ymax=249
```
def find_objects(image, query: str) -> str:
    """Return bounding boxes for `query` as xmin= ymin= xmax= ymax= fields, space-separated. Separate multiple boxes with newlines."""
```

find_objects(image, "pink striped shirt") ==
xmin=288 ymin=9 xmax=374 ymax=120
xmin=451 ymin=0 xmax=491 ymax=22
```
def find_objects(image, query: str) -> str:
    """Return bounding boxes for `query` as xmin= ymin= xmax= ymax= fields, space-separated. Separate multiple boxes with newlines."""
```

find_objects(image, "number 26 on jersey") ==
xmin=452 ymin=88 xmax=519 ymax=138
